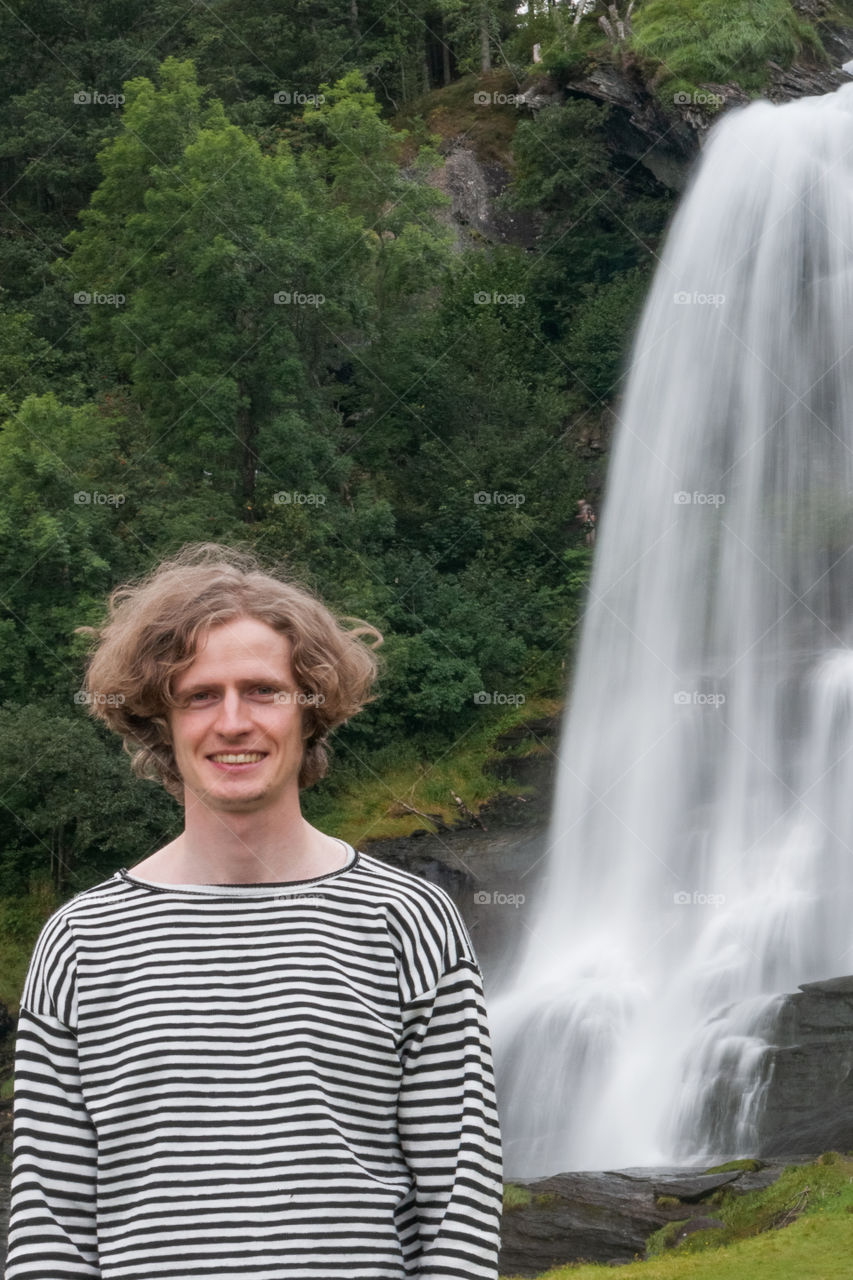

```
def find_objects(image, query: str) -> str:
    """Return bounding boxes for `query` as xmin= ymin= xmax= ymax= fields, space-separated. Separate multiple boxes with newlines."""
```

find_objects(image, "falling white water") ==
xmin=491 ymin=82 xmax=853 ymax=1177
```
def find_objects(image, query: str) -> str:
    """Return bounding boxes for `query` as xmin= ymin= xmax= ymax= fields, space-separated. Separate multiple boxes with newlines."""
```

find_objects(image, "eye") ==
xmin=254 ymin=685 xmax=278 ymax=696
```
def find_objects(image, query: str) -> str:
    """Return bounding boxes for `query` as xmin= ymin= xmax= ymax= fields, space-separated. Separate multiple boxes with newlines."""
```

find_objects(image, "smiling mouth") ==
xmin=208 ymin=752 xmax=268 ymax=768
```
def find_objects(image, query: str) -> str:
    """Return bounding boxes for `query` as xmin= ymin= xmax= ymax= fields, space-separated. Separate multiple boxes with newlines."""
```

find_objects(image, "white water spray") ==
xmin=492 ymin=83 xmax=853 ymax=1176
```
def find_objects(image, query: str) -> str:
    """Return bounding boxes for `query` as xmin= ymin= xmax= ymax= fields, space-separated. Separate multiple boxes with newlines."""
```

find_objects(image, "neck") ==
xmin=163 ymin=793 xmax=344 ymax=884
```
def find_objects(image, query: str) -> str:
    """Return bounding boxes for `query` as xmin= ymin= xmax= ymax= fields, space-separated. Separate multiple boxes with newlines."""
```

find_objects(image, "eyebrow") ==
xmin=175 ymin=677 xmax=295 ymax=695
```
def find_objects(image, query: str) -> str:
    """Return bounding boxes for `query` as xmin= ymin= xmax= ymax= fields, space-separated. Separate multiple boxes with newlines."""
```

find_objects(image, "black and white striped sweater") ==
xmin=4 ymin=843 xmax=503 ymax=1279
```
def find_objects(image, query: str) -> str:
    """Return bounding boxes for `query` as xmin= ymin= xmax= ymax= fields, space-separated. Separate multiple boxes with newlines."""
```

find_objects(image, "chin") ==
xmin=209 ymin=788 xmax=270 ymax=809
xmin=186 ymin=780 xmax=269 ymax=808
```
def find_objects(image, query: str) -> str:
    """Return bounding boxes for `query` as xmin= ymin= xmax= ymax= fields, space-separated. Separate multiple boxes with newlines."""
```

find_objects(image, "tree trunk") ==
xmin=442 ymin=22 xmax=452 ymax=86
xmin=480 ymin=10 xmax=491 ymax=72
xmin=51 ymin=825 xmax=68 ymax=894
xmin=235 ymin=306 xmax=258 ymax=521
xmin=237 ymin=388 xmax=257 ymax=522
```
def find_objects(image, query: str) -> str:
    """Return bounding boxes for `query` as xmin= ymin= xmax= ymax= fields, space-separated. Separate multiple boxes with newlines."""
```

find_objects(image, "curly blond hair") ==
xmin=75 ymin=542 xmax=383 ymax=802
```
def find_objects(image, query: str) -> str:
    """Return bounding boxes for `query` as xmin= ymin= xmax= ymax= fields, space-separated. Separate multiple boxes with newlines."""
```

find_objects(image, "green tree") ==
xmin=62 ymin=61 xmax=451 ymax=519
xmin=61 ymin=60 xmax=361 ymax=517
xmin=0 ymin=701 xmax=179 ymax=898
xmin=505 ymin=98 xmax=672 ymax=358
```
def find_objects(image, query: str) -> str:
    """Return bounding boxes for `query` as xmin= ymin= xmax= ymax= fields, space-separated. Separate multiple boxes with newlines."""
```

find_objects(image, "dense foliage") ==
xmin=9 ymin=0 xmax=832 ymax=907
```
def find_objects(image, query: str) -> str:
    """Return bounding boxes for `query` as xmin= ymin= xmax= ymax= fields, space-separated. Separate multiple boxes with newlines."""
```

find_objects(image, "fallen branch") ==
xmin=771 ymin=1186 xmax=810 ymax=1229
xmin=451 ymin=791 xmax=487 ymax=830
xmin=387 ymin=801 xmax=450 ymax=831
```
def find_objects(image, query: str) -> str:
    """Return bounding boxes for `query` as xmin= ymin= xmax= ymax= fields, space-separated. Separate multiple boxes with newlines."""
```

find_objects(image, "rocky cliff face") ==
xmin=758 ymin=976 xmax=853 ymax=1157
xmin=425 ymin=0 xmax=853 ymax=257
xmin=364 ymin=717 xmax=558 ymax=987
xmin=517 ymin=5 xmax=853 ymax=194
xmin=427 ymin=140 xmax=541 ymax=249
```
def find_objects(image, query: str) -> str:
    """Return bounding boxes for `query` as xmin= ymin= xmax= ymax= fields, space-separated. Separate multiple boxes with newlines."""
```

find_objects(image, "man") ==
xmin=5 ymin=542 xmax=503 ymax=1278
xmin=576 ymin=497 xmax=596 ymax=547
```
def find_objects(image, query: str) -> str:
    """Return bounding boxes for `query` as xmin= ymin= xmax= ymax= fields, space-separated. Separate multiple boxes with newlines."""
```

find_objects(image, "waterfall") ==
xmin=491 ymin=82 xmax=853 ymax=1177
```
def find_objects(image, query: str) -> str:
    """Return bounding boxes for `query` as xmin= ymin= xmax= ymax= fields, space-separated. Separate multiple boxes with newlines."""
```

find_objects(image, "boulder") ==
xmin=498 ymin=1158 xmax=810 ymax=1275
xmin=499 ymin=1169 xmax=686 ymax=1275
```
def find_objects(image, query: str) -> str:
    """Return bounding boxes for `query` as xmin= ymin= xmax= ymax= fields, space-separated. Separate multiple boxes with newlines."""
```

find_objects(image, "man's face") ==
xmin=168 ymin=615 xmax=307 ymax=812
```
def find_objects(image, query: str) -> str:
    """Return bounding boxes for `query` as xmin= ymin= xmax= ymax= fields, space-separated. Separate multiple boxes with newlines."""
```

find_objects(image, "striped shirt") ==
xmin=4 ymin=843 xmax=503 ymax=1279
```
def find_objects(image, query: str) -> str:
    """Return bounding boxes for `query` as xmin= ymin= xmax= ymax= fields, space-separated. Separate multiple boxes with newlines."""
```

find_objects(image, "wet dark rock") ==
xmin=757 ymin=976 xmax=853 ymax=1157
xmin=499 ymin=1169 xmax=685 ymax=1275
xmin=363 ymin=713 xmax=559 ymax=980
xmin=649 ymin=1170 xmax=743 ymax=1200
xmin=562 ymin=64 xmax=699 ymax=191
xmin=498 ymin=1158 xmax=808 ymax=1275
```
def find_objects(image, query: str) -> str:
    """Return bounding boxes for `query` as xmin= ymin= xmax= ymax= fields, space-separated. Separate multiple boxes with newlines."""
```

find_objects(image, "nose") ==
xmin=212 ymin=689 xmax=253 ymax=736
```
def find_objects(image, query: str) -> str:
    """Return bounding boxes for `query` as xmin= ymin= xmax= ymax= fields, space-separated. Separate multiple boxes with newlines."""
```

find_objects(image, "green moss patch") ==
xmin=631 ymin=0 xmax=824 ymax=102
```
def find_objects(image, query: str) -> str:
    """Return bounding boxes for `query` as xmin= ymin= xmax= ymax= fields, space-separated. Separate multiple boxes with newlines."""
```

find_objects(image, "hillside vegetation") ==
xmin=1 ymin=0 xmax=848 ymax=993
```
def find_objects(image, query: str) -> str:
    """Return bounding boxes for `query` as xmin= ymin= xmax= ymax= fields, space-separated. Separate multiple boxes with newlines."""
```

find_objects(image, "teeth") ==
xmin=211 ymin=754 xmax=265 ymax=763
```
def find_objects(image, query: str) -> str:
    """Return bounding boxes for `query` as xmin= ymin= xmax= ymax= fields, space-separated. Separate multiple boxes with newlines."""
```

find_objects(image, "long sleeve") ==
xmin=4 ymin=914 xmax=100 ymax=1279
xmin=396 ymin=957 xmax=503 ymax=1279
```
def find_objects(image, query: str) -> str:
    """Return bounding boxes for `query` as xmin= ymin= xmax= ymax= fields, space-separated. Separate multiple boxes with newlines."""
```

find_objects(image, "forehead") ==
xmin=174 ymin=617 xmax=293 ymax=686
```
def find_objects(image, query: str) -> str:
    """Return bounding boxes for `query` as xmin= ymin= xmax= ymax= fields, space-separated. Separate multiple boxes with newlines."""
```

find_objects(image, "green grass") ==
xmin=500 ymin=1154 xmax=853 ymax=1279
xmin=0 ymin=880 xmax=61 ymax=1013
xmin=303 ymin=694 xmax=559 ymax=849
xmin=503 ymin=1183 xmax=533 ymax=1211
xmin=631 ymin=0 xmax=825 ymax=103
